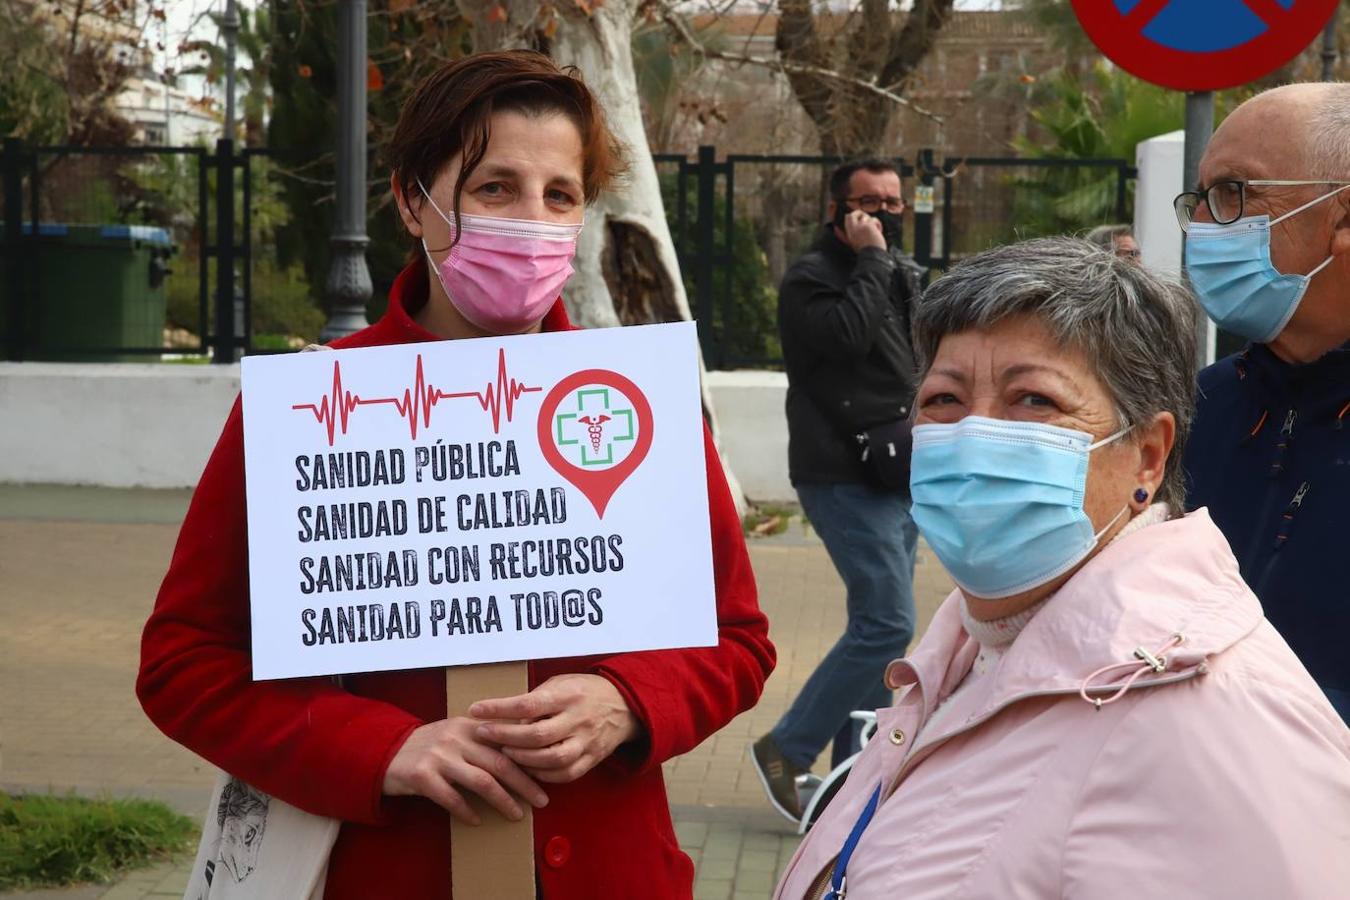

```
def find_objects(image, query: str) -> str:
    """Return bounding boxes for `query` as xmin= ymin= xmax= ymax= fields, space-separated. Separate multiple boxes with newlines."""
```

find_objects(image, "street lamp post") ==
xmin=222 ymin=0 xmax=239 ymax=139
xmin=321 ymin=0 xmax=373 ymax=342
xmin=218 ymin=0 xmax=244 ymax=362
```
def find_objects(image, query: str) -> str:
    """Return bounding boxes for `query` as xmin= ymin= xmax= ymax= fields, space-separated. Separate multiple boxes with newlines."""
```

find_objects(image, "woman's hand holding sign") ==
xmin=471 ymin=674 xmax=641 ymax=783
xmin=383 ymin=674 xmax=638 ymax=824
xmin=382 ymin=717 xmax=550 ymax=825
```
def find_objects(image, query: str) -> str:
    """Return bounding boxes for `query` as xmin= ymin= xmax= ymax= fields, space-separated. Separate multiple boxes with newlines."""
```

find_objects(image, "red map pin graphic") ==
xmin=537 ymin=369 xmax=654 ymax=519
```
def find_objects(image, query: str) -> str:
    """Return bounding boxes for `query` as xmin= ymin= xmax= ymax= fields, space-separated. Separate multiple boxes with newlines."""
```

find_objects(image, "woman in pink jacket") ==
xmin=775 ymin=237 xmax=1350 ymax=900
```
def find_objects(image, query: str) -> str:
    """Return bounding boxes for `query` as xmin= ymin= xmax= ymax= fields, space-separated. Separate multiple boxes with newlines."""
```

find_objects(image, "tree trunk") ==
xmin=457 ymin=0 xmax=749 ymax=511
xmin=776 ymin=0 xmax=956 ymax=156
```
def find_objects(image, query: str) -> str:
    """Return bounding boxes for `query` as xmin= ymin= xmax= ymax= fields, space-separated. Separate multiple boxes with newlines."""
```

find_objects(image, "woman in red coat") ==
xmin=137 ymin=50 xmax=775 ymax=899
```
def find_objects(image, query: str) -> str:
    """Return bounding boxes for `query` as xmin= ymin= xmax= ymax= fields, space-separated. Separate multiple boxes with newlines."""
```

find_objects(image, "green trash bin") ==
xmin=13 ymin=223 xmax=175 ymax=362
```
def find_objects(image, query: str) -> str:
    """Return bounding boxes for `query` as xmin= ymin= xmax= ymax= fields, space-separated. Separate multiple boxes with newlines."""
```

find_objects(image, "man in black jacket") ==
xmin=751 ymin=159 xmax=923 ymax=820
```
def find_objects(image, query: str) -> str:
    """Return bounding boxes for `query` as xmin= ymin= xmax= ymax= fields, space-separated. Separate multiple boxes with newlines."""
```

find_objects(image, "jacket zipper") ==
xmin=796 ymin=669 xmax=1204 ymax=900
xmin=1266 ymin=480 xmax=1311 ymax=565
xmin=804 ymin=855 xmax=838 ymax=900
xmin=1270 ymin=408 xmax=1298 ymax=476
xmin=1240 ymin=405 xmax=1297 ymax=568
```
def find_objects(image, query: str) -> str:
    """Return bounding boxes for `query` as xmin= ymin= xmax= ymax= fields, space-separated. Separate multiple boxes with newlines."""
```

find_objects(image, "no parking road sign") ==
xmin=1071 ymin=0 xmax=1341 ymax=91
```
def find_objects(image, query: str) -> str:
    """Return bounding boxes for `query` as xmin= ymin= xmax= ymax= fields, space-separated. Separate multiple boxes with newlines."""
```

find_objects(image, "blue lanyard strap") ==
xmin=824 ymin=783 xmax=882 ymax=900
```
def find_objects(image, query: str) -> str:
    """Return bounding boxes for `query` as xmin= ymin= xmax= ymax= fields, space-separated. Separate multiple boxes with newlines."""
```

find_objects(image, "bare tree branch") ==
xmin=757 ymin=0 xmax=956 ymax=154
xmin=67 ymin=0 xmax=88 ymax=60
xmin=879 ymin=0 xmax=956 ymax=93
xmin=654 ymin=0 xmax=943 ymax=126
xmin=848 ymin=0 xmax=891 ymax=82
xmin=773 ymin=0 xmax=834 ymax=139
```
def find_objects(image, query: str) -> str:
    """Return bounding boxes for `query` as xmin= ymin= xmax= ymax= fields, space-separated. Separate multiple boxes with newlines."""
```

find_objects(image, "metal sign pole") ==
xmin=1183 ymin=91 xmax=1215 ymax=368
xmin=1322 ymin=6 xmax=1341 ymax=80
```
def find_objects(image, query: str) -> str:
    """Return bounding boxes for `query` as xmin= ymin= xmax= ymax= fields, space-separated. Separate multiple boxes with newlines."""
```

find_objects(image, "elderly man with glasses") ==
xmin=751 ymin=159 xmax=926 ymax=821
xmin=1177 ymin=82 xmax=1350 ymax=724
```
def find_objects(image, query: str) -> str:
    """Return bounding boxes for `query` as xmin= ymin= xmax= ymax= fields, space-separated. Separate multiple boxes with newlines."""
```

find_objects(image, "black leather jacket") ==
xmin=778 ymin=227 xmax=922 ymax=486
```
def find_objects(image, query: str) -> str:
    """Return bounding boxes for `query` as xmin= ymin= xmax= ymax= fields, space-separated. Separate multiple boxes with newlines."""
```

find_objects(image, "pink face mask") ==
xmin=419 ymin=181 xmax=583 ymax=335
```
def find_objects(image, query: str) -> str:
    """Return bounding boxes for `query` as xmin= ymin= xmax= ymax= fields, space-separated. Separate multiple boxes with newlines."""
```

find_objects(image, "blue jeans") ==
xmin=772 ymin=482 xmax=918 ymax=770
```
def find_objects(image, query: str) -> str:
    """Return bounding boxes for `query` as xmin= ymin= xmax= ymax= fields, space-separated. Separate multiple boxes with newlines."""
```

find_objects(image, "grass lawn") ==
xmin=0 ymin=793 xmax=197 ymax=891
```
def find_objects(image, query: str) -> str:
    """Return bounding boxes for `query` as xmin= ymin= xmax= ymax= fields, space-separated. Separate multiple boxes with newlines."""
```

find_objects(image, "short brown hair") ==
xmin=386 ymin=50 xmax=626 ymax=236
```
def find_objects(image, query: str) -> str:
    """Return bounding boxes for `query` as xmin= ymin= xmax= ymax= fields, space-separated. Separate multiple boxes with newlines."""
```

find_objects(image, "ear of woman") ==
xmin=1126 ymin=412 xmax=1175 ymax=512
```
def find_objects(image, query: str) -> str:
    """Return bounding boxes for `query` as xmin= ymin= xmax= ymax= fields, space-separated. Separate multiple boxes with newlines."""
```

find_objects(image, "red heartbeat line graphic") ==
xmin=292 ymin=349 xmax=542 ymax=445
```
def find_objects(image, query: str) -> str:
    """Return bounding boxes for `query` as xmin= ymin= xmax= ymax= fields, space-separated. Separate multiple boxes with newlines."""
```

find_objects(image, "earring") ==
xmin=1133 ymin=488 xmax=1150 ymax=504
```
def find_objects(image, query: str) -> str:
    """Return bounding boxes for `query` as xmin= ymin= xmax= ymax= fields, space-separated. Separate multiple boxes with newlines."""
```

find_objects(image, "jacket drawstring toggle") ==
xmin=1079 ymin=633 xmax=1186 ymax=710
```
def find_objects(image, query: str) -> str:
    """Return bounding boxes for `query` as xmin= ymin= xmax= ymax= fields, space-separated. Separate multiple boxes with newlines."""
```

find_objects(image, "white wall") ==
xmin=705 ymin=371 xmax=792 ymax=503
xmin=0 ymin=363 xmax=240 ymax=489
xmin=1135 ymin=129 xmax=1216 ymax=364
xmin=1134 ymin=130 xmax=1185 ymax=278
xmin=0 ymin=364 xmax=798 ymax=501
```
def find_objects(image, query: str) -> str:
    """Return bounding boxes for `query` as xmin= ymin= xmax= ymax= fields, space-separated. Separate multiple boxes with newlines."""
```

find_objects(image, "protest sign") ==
xmin=240 ymin=321 xmax=717 ymax=681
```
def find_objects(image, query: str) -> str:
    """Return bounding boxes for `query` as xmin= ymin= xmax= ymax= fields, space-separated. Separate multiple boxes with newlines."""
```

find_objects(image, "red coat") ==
xmin=137 ymin=263 xmax=776 ymax=899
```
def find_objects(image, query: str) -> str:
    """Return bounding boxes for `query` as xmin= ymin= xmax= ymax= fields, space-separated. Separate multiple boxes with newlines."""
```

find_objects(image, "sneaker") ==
xmin=750 ymin=733 xmax=806 ymax=821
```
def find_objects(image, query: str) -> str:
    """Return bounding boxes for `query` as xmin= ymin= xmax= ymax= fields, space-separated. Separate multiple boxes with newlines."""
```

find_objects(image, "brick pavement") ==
xmin=0 ymin=487 xmax=952 ymax=898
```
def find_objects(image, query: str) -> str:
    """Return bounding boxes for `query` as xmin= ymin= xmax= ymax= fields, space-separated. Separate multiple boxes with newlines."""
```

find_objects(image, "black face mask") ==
xmin=833 ymin=205 xmax=904 ymax=250
xmin=871 ymin=209 xmax=904 ymax=250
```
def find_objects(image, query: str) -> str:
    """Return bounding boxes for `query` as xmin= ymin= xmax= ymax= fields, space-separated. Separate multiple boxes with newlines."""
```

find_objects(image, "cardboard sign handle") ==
xmin=446 ymin=662 xmax=536 ymax=900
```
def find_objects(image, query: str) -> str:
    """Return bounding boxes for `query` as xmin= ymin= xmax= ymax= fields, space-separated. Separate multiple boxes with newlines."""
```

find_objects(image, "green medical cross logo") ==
xmin=554 ymin=388 xmax=636 ymax=466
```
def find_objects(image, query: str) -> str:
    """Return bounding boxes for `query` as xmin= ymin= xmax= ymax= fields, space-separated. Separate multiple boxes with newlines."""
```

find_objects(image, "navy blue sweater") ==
xmin=1185 ymin=342 xmax=1350 ymax=700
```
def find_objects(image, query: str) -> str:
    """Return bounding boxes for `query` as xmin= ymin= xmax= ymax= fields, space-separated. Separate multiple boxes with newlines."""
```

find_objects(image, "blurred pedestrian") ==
xmin=1178 ymin=82 xmax=1350 ymax=723
xmin=1085 ymin=223 xmax=1141 ymax=263
xmin=775 ymin=238 xmax=1350 ymax=899
xmin=751 ymin=159 xmax=924 ymax=821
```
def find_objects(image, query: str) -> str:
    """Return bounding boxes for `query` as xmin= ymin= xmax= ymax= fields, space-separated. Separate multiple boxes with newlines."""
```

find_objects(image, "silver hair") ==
xmin=1084 ymin=224 xmax=1132 ymax=249
xmin=1308 ymin=83 xmax=1350 ymax=180
xmin=912 ymin=237 xmax=1198 ymax=513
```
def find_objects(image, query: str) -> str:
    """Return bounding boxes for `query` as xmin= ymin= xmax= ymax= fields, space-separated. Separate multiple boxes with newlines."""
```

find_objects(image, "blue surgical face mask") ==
xmin=909 ymin=416 xmax=1129 ymax=600
xmin=1184 ymin=185 xmax=1349 ymax=343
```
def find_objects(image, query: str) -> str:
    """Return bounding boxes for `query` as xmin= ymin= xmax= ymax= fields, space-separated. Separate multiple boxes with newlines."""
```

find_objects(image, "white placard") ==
xmin=240 ymin=322 xmax=716 ymax=680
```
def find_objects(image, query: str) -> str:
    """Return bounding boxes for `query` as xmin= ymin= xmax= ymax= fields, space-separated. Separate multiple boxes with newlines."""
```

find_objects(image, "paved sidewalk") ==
xmin=0 ymin=486 xmax=952 ymax=898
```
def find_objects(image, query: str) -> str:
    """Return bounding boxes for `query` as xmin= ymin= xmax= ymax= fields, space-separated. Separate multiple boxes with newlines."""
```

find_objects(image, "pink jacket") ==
xmin=775 ymin=510 xmax=1350 ymax=899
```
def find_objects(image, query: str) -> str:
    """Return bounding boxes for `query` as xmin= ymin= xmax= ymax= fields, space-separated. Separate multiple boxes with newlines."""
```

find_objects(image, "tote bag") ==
xmin=181 ymin=771 xmax=339 ymax=900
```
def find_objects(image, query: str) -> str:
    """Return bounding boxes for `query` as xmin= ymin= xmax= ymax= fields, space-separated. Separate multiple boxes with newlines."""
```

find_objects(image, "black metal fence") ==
xmin=0 ymin=137 xmax=304 ymax=364
xmin=658 ymin=147 xmax=1137 ymax=369
xmin=2 ymin=139 xmax=1135 ymax=368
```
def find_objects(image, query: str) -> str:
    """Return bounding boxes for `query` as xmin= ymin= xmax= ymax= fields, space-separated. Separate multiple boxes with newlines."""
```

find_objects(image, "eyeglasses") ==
xmin=844 ymin=194 xmax=905 ymax=214
xmin=1173 ymin=180 xmax=1350 ymax=232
